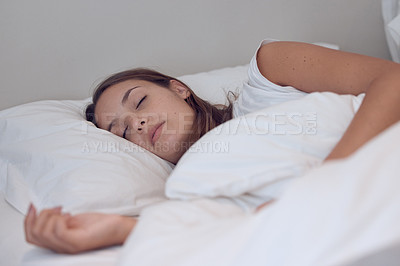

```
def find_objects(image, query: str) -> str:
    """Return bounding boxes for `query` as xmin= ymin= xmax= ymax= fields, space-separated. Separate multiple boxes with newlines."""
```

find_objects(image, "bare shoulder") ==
xmin=256 ymin=41 xmax=337 ymax=87
xmin=256 ymin=41 xmax=398 ymax=94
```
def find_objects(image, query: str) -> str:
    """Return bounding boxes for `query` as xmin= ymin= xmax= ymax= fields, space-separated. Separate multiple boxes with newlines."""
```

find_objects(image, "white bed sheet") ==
xmin=19 ymin=215 xmax=121 ymax=266
xmin=21 ymin=246 xmax=121 ymax=266
xmin=16 ymin=124 xmax=400 ymax=266
xmin=0 ymin=191 xmax=31 ymax=266
xmin=0 ymin=190 xmax=120 ymax=266
xmin=14 ymin=126 xmax=400 ymax=266
xmin=118 ymin=121 xmax=400 ymax=266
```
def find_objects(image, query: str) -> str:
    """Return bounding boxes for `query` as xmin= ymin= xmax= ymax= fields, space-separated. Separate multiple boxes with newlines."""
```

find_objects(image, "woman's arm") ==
xmin=257 ymin=41 xmax=400 ymax=160
xmin=24 ymin=204 xmax=136 ymax=254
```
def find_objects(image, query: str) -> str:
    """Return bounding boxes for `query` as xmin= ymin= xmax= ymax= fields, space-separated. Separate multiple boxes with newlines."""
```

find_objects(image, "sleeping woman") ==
xmin=24 ymin=40 xmax=400 ymax=254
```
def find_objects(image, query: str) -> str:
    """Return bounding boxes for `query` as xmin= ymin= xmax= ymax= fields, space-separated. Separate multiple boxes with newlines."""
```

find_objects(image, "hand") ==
xmin=24 ymin=204 xmax=136 ymax=254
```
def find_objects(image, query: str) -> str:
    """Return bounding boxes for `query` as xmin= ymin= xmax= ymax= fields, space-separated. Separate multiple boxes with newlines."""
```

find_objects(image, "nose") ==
xmin=123 ymin=113 xmax=148 ymax=133
xmin=137 ymin=119 xmax=146 ymax=131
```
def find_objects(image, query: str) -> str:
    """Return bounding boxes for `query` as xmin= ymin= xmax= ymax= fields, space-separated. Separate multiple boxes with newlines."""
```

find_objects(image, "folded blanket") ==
xmin=119 ymin=121 xmax=400 ymax=266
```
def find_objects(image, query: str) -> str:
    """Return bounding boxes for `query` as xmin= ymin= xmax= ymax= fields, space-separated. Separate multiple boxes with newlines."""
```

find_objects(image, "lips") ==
xmin=149 ymin=122 xmax=165 ymax=145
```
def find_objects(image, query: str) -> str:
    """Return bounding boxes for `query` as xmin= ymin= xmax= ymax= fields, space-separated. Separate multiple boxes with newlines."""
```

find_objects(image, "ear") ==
xmin=169 ymin=80 xmax=191 ymax=100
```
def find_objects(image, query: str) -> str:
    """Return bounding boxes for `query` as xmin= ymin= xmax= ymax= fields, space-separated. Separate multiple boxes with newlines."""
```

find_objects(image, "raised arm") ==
xmin=257 ymin=41 xmax=400 ymax=160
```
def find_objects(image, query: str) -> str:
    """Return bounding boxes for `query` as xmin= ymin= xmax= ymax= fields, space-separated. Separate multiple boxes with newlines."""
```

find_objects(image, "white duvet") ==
xmin=19 ymin=91 xmax=400 ymax=266
xmin=119 ymin=120 xmax=400 ymax=266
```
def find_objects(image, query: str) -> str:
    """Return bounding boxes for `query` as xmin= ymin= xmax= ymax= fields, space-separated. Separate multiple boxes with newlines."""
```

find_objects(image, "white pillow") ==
xmin=166 ymin=92 xmax=364 ymax=211
xmin=0 ymin=65 xmax=249 ymax=215
xmin=0 ymin=99 xmax=173 ymax=215
xmin=179 ymin=65 xmax=248 ymax=105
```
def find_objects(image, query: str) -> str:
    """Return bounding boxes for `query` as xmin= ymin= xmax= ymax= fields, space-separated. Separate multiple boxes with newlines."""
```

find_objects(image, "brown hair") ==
xmin=85 ymin=68 xmax=235 ymax=145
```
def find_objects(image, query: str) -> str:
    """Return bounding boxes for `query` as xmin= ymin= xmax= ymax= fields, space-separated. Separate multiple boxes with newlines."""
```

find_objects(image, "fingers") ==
xmin=42 ymin=213 xmax=78 ymax=253
xmin=25 ymin=204 xmax=58 ymax=247
xmin=33 ymin=206 xmax=62 ymax=236
xmin=24 ymin=204 xmax=40 ymax=246
xmin=24 ymin=204 xmax=78 ymax=253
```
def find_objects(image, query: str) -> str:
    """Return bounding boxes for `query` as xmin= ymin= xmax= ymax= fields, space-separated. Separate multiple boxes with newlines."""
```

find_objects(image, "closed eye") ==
xmin=136 ymin=96 xmax=146 ymax=109
xmin=122 ymin=126 xmax=128 ymax=139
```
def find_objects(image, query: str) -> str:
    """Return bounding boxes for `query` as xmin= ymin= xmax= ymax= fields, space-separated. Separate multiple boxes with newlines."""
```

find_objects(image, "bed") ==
xmin=2 ymin=61 xmax=400 ymax=266
xmin=0 ymin=65 xmax=248 ymax=265
xmin=1 ymin=1 xmax=400 ymax=265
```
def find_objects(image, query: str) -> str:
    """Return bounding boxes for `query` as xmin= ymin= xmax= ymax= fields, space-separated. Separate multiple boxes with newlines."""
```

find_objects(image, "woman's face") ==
xmin=95 ymin=79 xmax=195 ymax=164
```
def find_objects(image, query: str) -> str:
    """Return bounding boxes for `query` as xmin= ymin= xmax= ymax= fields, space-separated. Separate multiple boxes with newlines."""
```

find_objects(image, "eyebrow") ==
xmin=107 ymin=86 xmax=140 ymax=131
xmin=121 ymin=86 xmax=140 ymax=104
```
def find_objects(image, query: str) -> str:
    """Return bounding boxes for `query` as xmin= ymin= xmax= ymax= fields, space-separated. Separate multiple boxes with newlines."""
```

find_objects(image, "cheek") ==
xmin=127 ymin=133 xmax=147 ymax=147
xmin=158 ymin=112 xmax=168 ymax=121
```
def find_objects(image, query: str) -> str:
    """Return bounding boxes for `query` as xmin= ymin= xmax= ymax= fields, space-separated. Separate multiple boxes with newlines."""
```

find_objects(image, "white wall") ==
xmin=0 ymin=0 xmax=390 ymax=110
